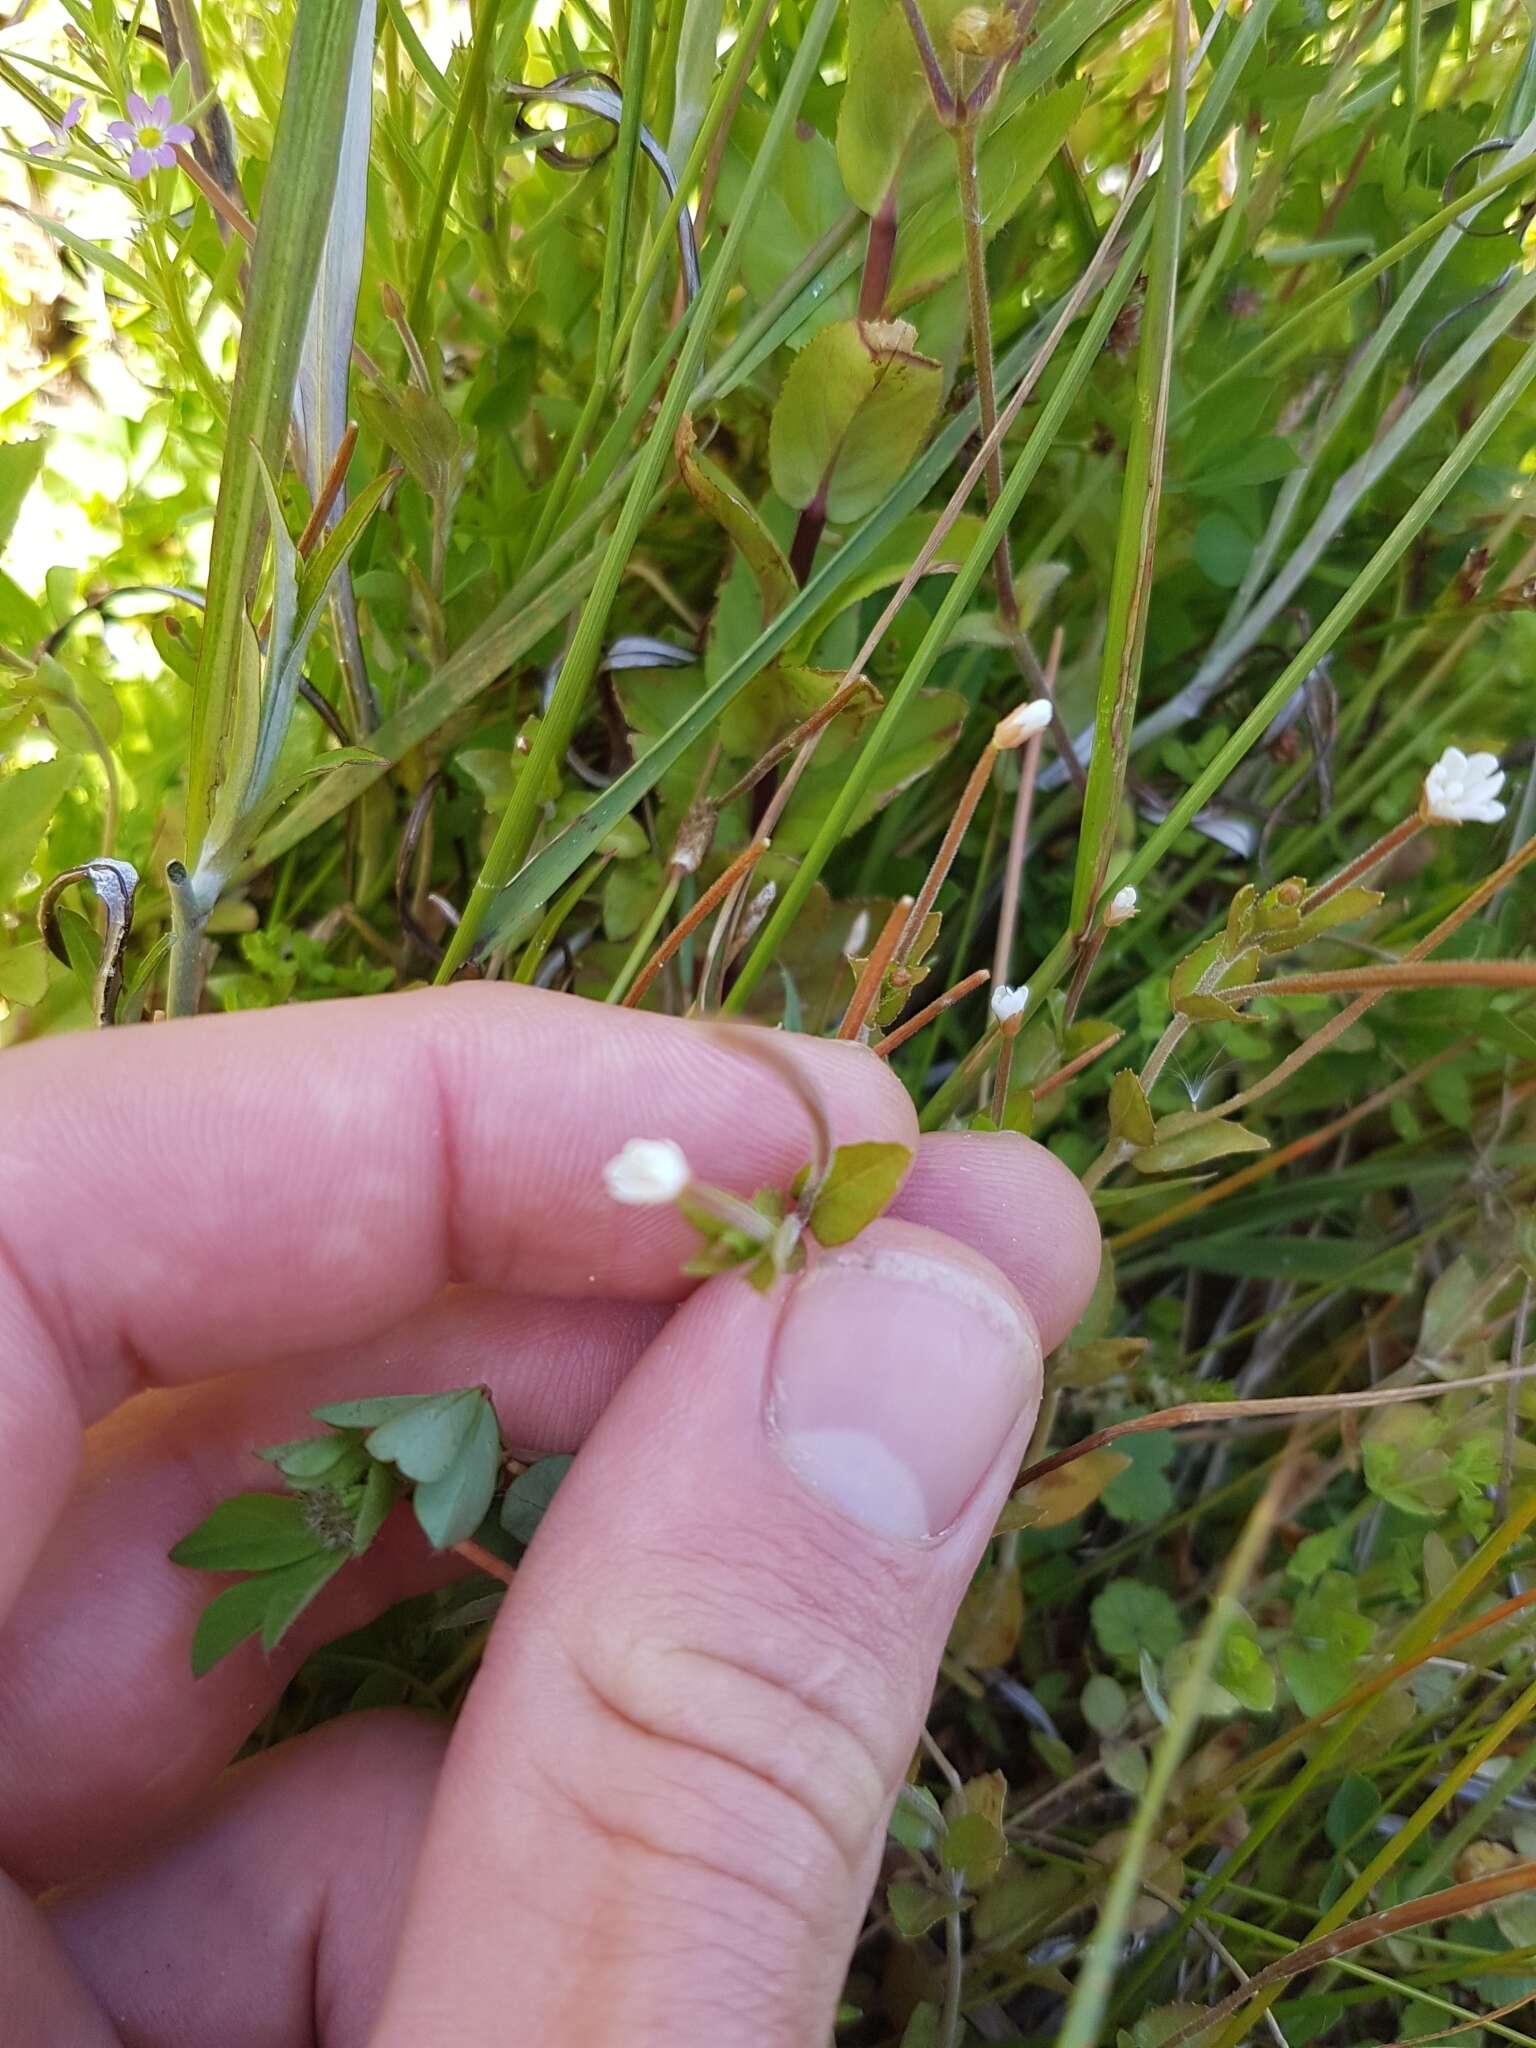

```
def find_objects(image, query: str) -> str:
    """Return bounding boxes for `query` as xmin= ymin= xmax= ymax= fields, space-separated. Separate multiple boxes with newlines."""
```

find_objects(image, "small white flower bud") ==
xmin=993 ymin=698 xmax=1053 ymax=750
xmin=991 ymin=982 xmax=1030 ymax=1025
xmin=1105 ymin=884 xmax=1139 ymax=926
xmin=603 ymin=1138 xmax=691 ymax=1206
xmin=1421 ymin=745 xmax=1506 ymax=825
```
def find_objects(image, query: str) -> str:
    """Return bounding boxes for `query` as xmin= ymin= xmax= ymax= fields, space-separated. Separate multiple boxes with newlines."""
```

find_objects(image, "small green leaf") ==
xmin=170 ymin=1492 xmax=322 ymax=1572
xmin=1325 ymin=1772 xmax=1381 ymax=1850
xmin=942 ymin=1809 xmax=1007 ymax=1884
xmin=1101 ymin=1431 xmax=1177 ymax=1523
xmin=889 ymin=1782 xmax=945 ymax=1853
xmin=1109 ymin=1068 xmax=1157 ymax=1147
xmin=412 ymin=1395 xmax=502 ymax=1549
xmin=808 ymin=1141 xmax=913 ymax=1246
xmin=1090 ymin=1578 xmax=1183 ymax=1667
xmin=351 ymin=1458 xmax=400 ymax=1554
xmin=1082 ymin=1673 xmax=1129 ymax=1734
xmin=188 ymin=1547 xmax=346 ymax=1676
xmin=258 ymin=1545 xmax=350 ymax=1653
xmin=888 ymin=1878 xmax=951 ymax=1940
xmin=1132 ymin=1116 xmax=1271 ymax=1175
xmin=255 ymin=1432 xmax=367 ymax=1487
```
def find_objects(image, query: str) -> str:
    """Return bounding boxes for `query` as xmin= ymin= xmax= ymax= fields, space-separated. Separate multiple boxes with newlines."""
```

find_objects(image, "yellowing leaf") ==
xmin=1109 ymin=1068 xmax=1157 ymax=1147
xmin=997 ymin=1447 xmax=1132 ymax=1531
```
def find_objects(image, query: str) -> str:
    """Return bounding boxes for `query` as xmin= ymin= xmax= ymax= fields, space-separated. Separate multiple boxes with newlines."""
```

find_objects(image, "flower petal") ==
xmin=126 ymin=91 xmax=151 ymax=123
xmin=127 ymin=145 xmax=155 ymax=179
xmin=149 ymin=140 xmax=176 ymax=168
xmin=1440 ymin=745 xmax=1468 ymax=776
xmin=62 ymin=96 xmax=84 ymax=128
xmin=107 ymin=119 xmax=134 ymax=140
xmin=164 ymin=122 xmax=195 ymax=146
xmin=1464 ymin=751 xmax=1501 ymax=778
xmin=28 ymin=139 xmax=58 ymax=157
xmin=148 ymin=93 xmax=174 ymax=123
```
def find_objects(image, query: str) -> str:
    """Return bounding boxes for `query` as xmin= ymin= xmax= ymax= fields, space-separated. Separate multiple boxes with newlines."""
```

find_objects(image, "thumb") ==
xmin=373 ymin=1218 xmax=1043 ymax=2048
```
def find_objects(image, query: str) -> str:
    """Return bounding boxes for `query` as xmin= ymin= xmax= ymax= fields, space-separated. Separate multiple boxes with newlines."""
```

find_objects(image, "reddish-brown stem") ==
xmin=993 ymin=625 xmax=1063 ymax=990
xmin=1230 ymin=958 xmax=1536 ymax=1001
xmin=622 ymin=835 xmax=772 ymax=1009
xmin=898 ymin=0 xmax=958 ymax=121
xmin=175 ymin=143 xmax=256 ymax=243
xmin=788 ymin=491 xmax=827 ymax=585
xmin=1032 ymin=1028 xmax=1122 ymax=1101
xmin=1062 ymin=922 xmax=1106 ymax=1024
xmin=859 ymin=182 xmax=900 ymax=318
xmin=452 ymin=1539 xmax=516 ymax=1587
xmin=296 ymin=422 xmax=361 ymax=556
xmin=989 ymin=1022 xmax=1018 ymax=1123
xmin=838 ymin=896 xmax=914 ymax=1042
xmin=875 ymin=968 xmax=991 ymax=1058
xmin=1304 ymin=811 xmax=1423 ymax=910
xmin=893 ymin=740 xmax=999 ymax=973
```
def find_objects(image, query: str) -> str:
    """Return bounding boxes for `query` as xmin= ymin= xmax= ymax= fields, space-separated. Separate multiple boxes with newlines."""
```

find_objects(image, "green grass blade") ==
xmin=183 ymin=0 xmax=370 ymax=865
xmin=1067 ymin=0 xmax=1187 ymax=938
xmin=434 ymin=0 xmax=845 ymax=978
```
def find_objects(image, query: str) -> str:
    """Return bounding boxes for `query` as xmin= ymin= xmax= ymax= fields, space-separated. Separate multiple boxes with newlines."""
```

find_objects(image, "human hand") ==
xmin=0 ymin=986 xmax=1099 ymax=2046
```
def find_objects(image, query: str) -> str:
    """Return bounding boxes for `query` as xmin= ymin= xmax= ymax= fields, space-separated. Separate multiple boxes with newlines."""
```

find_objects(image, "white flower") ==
xmin=1105 ymin=884 xmax=1139 ymax=926
xmin=603 ymin=1138 xmax=692 ymax=1206
xmin=991 ymin=982 xmax=1030 ymax=1025
xmin=993 ymin=698 xmax=1053 ymax=749
xmin=1422 ymin=746 xmax=1506 ymax=826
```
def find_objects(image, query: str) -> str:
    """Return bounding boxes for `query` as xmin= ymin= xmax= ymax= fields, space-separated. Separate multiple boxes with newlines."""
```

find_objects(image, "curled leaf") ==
xmin=37 ymin=856 xmax=137 ymax=1026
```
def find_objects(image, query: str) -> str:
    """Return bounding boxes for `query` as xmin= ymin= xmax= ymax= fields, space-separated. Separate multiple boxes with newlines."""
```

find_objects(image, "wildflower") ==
xmin=108 ymin=92 xmax=193 ymax=179
xmin=991 ymin=982 xmax=1029 ymax=1026
xmin=993 ymin=698 xmax=1053 ymax=750
xmin=1421 ymin=745 xmax=1506 ymax=826
xmin=603 ymin=1138 xmax=692 ymax=1206
xmin=1105 ymin=884 xmax=1139 ymax=926
xmin=29 ymin=95 xmax=84 ymax=158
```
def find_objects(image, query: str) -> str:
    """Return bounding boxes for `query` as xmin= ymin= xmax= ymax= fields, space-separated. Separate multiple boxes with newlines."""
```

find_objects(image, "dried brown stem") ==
xmin=622 ymin=835 xmax=772 ymax=1010
xmin=838 ymin=896 xmax=914 ymax=1043
xmin=1033 ymin=1028 xmax=1122 ymax=1101
xmin=893 ymin=741 xmax=999 ymax=973
xmin=875 ymin=968 xmax=991 ymax=1058
xmin=296 ymin=422 xmax=360 ymax=557
xmin=1228 ymin=958 xmax=1536 ymax=1001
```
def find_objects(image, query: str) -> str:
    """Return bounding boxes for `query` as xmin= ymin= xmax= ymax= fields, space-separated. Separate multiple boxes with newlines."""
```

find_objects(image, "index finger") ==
xmin=0 ymin=986 xmax=914 ymax=1611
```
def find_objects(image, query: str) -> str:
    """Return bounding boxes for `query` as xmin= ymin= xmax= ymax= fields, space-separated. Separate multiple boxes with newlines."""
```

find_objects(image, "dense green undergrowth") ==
xmin=5 ymin=0 xmax=1536 ymax=2038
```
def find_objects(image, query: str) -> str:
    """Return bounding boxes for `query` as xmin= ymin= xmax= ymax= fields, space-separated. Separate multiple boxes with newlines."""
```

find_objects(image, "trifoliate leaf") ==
xmin=359 ymin=1389 xmax=485 ymax=1483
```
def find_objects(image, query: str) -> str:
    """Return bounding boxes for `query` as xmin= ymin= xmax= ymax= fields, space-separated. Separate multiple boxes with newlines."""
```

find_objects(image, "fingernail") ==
xmin=767 ymin=1244 xmax=1040 ymax=1543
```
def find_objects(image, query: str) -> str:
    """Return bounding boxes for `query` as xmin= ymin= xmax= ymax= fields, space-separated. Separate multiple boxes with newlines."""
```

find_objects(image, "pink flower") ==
xmin=29 ymin=94 xmax=84 ymax=158
xmin=107 ymin=91 xmax=193 ymax=179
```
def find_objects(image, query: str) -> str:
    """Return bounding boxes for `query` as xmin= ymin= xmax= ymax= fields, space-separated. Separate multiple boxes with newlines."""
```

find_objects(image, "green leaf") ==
xmin=360 ymin=1389 xmax=484 ymax=1481
xmin=768 ymin=319 xmax=942 ymax=523
xmin=351 ymin=1458 xmax=400 ymax=1554
xmin=1325 ymin=1773 xmax=1381 ymax=1850
xmin=888 ymin=1878 xmax=951 ymax=1940
xmin=189 ymin=1547 xmax=346 ymax=1675
xmin=258 ymin=1544 xmax=350 ymax=1652
xmin=185 ymin=0 xmax=373 ymax=863
xmin=1278 ymin=1572 xmax=1374 ymax=1716
xmin=0 ymin=437 xmax=46 ymax=554
xmin=835 ymin=0 xmax=963 ymax=213
xmin=0 ymin=940 xmax=50 ymax=1007
xmin=500 ymin=1453 xmax=576 ymax=1545
xmin=1101 ymin=1431 xmax=1177 ymax=1524
xmin=0 ymin=757 xmax=73 ymax=904
xmin=942 ymin=1809 xmax=1008 ymax=1884
xmin=677 ymin=414 xmax=797 ymax=624
xmin=170 ymin=1492 xmax=324 ymax=1571
xmin=1090 ymin=1578 xmax=1183 ymax=1667
xmin=1213 ymin=1614 xmax=1276 ymax=1713
xmin=808 ymin=1141 xmax=913 ymax=1246
xmin=1082 ymin=1673 xmax=1129 ymax=1734
xmin=412 ymin=1394 xmax=502 ymax=1549
xmin=1131 ymin=1116 xmax=1271 ymax=1175
xmin=1109 ymin=1069 xmax=1157 ymax=1147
